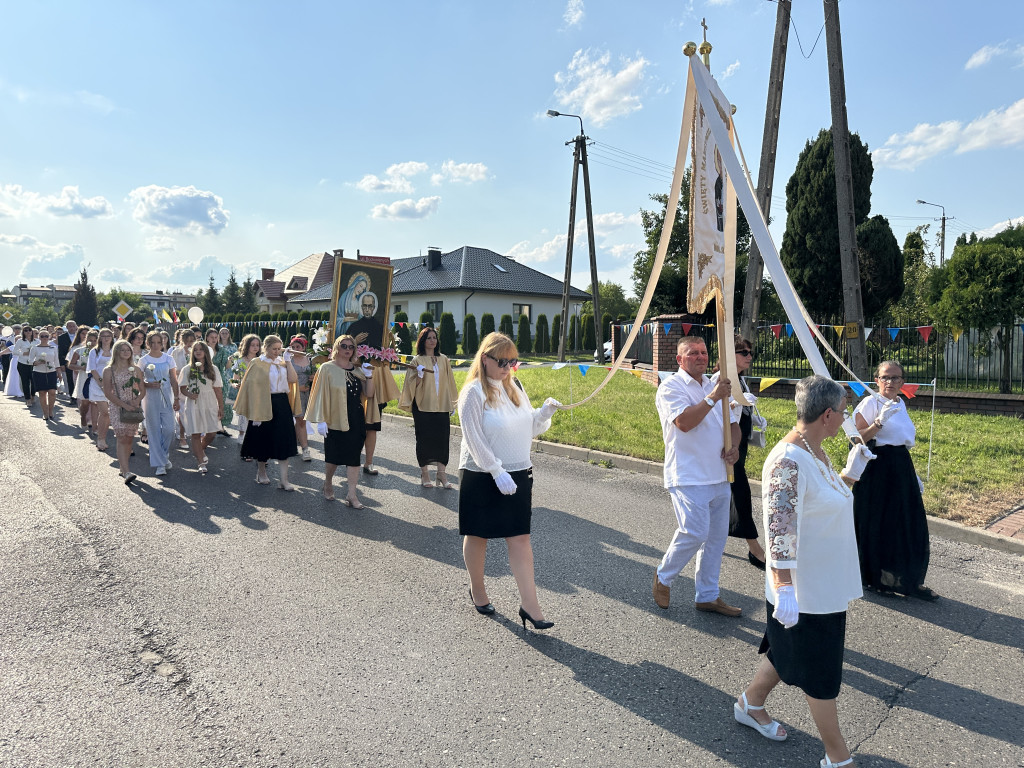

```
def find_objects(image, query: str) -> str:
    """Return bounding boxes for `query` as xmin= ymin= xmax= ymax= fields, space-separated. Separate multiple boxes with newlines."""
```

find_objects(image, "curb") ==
xmin=379 ymin=412 xmax=1024 ymax=556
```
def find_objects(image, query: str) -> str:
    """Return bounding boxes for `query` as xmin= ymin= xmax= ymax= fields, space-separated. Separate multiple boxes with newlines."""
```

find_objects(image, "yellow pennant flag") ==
xmin=952 ymin=327 xmax=963 ymax=342
xmin=833 ymin=325 xmax=845 ymax=336
xmin=759 ymin=377 xmax=780 ymax=392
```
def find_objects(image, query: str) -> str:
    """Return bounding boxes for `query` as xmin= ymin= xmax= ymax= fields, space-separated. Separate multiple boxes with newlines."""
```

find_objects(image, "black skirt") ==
xmin=853 ymin=443 xmax=930 ymax=594
xmin=365 ymin=403 xmax=386 ymax=432
xmin=458 ymin=468 xmax=533 ymax=539
xmin=412 ymin=401 xmax=450 ymax=466
xmin=759 ymin=600 xmax=847 ymax=700
xmin=32 ymin=371 xmax=58 ymax=392
xmin=324 ymin=378 xmax=367 ymax=467
xmin=729 ymin=410 xmax=758 ymax=539
xmin=240 ymin=393 xmax=298 ymax=462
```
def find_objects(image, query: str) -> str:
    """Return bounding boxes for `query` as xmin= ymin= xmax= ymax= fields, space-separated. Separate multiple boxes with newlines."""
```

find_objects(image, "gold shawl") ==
xmin=362 ymin=359 xmax=398 ymax=426
xmin=398 ymin=354 xmax=458 ymax=413
xmin=233 ymin=359 xmax=301 ymax=421
xmin=304 ymin=362 xmax=366 ymax=431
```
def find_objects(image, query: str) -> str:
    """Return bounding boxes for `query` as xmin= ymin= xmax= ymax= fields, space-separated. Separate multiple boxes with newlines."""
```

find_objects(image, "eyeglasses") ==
xmin=486 ymin=353 xmax=518 ymax=369
xmin=877 ymin=375 xmax=904 ymax=383
xmin=338 ymin=343 xmax=355 ymax=350
xmin=737 ymin=349 xmax=753 ymax=357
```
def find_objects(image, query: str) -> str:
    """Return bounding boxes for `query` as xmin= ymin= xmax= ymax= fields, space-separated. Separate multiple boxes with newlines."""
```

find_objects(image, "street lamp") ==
xmin=547 ymin=109 xmax=603 ymax=362
xmin=916 ymin=199 xmax=951 ymax=266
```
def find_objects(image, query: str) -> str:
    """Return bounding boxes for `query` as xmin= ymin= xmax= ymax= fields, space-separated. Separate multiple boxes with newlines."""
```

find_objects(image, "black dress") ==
xmin=853 ymin=442 xmax=930 ymax=594
xmin=412 ymin=401 xmax=450 ymax=466
xmin=728 ymin=406 xmax=758 ymax=539
xmin=240 ymin=392 xmax=298 ymax=462
xmin=324 ymin=373 xmax=367 ymax=467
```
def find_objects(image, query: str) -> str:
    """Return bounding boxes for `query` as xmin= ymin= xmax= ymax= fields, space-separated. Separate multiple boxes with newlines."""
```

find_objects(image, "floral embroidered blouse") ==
xmin=761 ymin=442 xmax=862 ymax=614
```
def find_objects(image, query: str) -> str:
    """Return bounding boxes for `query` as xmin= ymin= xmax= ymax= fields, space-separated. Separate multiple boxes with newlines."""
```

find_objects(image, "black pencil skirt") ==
xmin=759 ymin=600 xmax=847 ymax=700
xmin=240 ymin=393 xmax=298 ymax=462
xmin=458 ymin=468 xmax=534 ymax=539
xmin=412 ymin=401 xmax=450 ymax=466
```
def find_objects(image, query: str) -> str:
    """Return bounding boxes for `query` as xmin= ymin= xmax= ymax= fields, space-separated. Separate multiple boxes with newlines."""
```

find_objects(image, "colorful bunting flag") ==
xmin=864 ymin=327 xmax=873 ymax=340
xmin=657 ymin=371 xmax=672 ymax=382
xmin=952 ymin=327 xmax=963 ymax=342
xmin=784 ymin=324 xmax=793 ymax=337
xmin=758 ymin=377 xmax=780 ymax=392
xmin=770 ymin=324 xmax=782 ymax=339
xmin=888 ymin=327 xmax=900 ymax=341
xmin=681 ymin=323 xmax=692 ymax=335
xmin=832 ymin=325 xmax=845 ymax=336
xmin=551 ymin=362 xmax=568 ymax=370
xmin=917 ymin=325 xmax=933 ymax=343
xmin=578 ymin=364 xmax=590 ymax=375
xmin=848 ymin=381 xmax=867 ymax=397
xmin=900 ymin=383 xmax=919 ymax=398
xmin=663 ymin=323 xmax=673 ymax=336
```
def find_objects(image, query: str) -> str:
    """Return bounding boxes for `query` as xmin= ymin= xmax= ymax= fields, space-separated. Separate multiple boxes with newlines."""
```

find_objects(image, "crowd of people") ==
xmin=2 ymin=321 xmax=939 ymax=767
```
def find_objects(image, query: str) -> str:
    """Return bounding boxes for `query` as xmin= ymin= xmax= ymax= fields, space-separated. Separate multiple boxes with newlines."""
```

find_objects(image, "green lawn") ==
xmin=387 ymin=367 xmax=1024 ymax=526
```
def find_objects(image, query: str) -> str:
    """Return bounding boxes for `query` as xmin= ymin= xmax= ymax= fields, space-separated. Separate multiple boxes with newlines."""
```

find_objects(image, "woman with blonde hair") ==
xmin=457 ymin=332 xmax=561 ymax=629
xmin=102 ymin=339 xmax=146 ymax=485
xmin=400 ymin=326 xmax=459 ymax=488
xmin=227 ymin=333 xmax=261 ymax=448
xmin=234 ymin=335 xmax=301 ymax=489
xmin=177 ymin=341 xmax=224 ymax=474
xmin=305 ymin=335 xmax=376 ymax=506
xmin=140 ymin=330 xmax=180 ymax=477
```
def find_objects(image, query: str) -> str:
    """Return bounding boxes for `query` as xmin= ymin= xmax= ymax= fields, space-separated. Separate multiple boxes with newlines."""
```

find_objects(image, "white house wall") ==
xmin=393 ymin=291 xmax=574 ymax=335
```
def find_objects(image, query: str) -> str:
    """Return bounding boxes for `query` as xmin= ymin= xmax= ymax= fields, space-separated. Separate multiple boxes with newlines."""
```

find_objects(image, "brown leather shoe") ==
xmin=652 ymin=572 xmax=670 ymax=609
xmin=695 ymin=597 xmax=742 ymax=617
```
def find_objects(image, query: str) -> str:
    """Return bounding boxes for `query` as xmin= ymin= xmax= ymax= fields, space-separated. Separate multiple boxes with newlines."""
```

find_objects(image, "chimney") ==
xmin=427 ymin=247 xmax=442 ymax=271
xmin=262 ymin=268 xmax=275 ymax=281
xmin=333 ymin=249 xmax=343 ymax=259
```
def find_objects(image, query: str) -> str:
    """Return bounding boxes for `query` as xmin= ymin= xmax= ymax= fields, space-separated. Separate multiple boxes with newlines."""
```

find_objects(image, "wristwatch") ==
xmin=703 ymin=395 xmax=715 ymax=407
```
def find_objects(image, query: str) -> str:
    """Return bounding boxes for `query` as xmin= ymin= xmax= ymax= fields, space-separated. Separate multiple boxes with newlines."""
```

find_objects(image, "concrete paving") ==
xmin=2 ymin=395 xmax=1022 ymax=767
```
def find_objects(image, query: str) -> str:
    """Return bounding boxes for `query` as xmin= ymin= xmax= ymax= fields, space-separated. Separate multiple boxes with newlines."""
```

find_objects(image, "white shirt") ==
xmin=458 ymin=379 xmax=552 ymax=477
xmin=260 ymin=355 xmax=291 ymax=394
xmin=171 ymin=346 xmax=190 ymax=370
xmin=87 ymin=347 xmax=112 ymax=378
xmin=13 ymin=338 xmax=35 ymax=364
xmin=656 ymin=367 xmax=740 ymax=488
xmin=854 ymin=395 xmax=915 ymax=448
xmin=30 ymin=342 xmax=58 ymax=371
xmin=762 ymin=442 xmax=862 ymax=614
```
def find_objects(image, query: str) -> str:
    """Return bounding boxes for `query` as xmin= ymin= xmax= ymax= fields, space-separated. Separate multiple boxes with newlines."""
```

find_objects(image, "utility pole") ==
xmin=823 ymin=0 xmax=868 ymax=378
xmin=739 ymin=0 xmax=791 ymax=343
xmin=548 ymin=111 xmax=603 ymax=362
xmin=916 ymin=199 xmax=951 ymax=266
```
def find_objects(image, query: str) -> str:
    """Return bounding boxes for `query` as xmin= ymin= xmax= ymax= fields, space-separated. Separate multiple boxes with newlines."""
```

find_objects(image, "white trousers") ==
xmin=656 ymin=482 xmax=732 ymax=603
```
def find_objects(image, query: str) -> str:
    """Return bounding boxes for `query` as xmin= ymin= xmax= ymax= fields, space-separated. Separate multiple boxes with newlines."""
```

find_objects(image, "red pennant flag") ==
xmin=917 ymin=326 xmax=933 ymax=343
xmin=171 ymin=309 xmax=179 ymax=323
xmin=771 ymin=324 xmax=782 ymax=339
xmin=681 ymin=323 xmax=692 ymax=335
xmin=900 ymin=384 xmax=919 ymax=398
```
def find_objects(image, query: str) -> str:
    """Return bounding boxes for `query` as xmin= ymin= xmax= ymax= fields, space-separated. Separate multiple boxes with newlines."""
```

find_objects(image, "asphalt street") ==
xmin=2 ymin=394 xmax=1022 ymax=768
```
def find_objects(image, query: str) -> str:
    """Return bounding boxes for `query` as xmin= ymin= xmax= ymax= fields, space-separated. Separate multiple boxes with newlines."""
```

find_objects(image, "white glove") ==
xmin=539 ymin=397 xmax=562 ymax=419
xmin=744 ymin=393 xmax=758 ymax=407
xmin=316 ymin=422 xmax=328 ymax=436
xmin=360 ymin=363 xmax=374 ymax=378
xmin=772 ymin=585 xmax=799 ymax=629
xmin=842 ymin=443 xmax=876 ymax=481
xmin=875 ymin=398 xmax=901 ymax=426
xmin=917 ymin=475 xmax=924 ymax=494
xmin=494 ymin=471 xmax=517 ymax=496
xmin=251 ymin=421 xmax=262 ymax=427
xmin=416 ymin=364 xmax=425 ymax=379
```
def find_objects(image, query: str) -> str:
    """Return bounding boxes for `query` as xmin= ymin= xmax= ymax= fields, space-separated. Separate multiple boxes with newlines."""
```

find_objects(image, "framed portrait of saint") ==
xmin=330 ymin=257 xmax=393 ymax=350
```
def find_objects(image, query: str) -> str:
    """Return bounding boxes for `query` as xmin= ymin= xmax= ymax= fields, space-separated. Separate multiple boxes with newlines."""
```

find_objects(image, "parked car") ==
xmin=594 ymin=340 xmax=612 ymax=362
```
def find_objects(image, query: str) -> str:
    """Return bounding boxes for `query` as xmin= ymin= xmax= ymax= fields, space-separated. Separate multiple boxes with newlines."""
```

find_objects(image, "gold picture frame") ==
xmin=330 ymin=256 xmax=394 ymax=350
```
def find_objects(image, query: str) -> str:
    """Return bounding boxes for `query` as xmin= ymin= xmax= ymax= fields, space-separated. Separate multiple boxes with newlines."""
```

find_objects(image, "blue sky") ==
xmin=2 ymin=0 xmax=1021 ymax=299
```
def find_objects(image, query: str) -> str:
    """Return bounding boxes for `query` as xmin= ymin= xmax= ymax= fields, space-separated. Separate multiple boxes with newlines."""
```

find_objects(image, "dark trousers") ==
xmin=18 ymin=362 xmax=34 ymax=400
xmin=64 ymin=368 xmax=75 ymax=398
xmin=0 ymin=354 xmax=9 ymax=385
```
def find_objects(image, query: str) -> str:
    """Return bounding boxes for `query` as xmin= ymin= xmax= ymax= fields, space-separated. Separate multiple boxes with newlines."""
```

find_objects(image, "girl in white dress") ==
xmin=88 ymin=328 xmax=116 ymax=450
xmin=176 ymin=341 xmax=223 ymax=474
xmin=70 ymin=329 xmax=98 ymax=430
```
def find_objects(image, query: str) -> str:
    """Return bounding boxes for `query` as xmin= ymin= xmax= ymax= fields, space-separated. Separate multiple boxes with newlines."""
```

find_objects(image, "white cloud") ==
xmin=370 ymin=196 xmax=440 ymax=220
xmin=145 ymin=235 xmax=177 ymax=252
xmin=355 ymin=161 xmax=429 ymax=194
xmin=97 ymin=267 xmax=135 ymax=284
xmin=592 ymin=211 xmax=641 ymax=233
xmin=609 ymin=242 xmax=640 ymax=260
xmin=430 ymin=160 xmax=489 ymax=186
xmin=554 ymin=49 xmax=648 ymax=127
xmin=0 ymin=233 xmax=86 ymax=283
xmin=147 ymin=254 xmax=240 ymax=289
xmin=505 ymin=235 xmax=567 ymax=264
xmin=128 ymin=184 xmax=229 ymax=234
xmin=75 ymin=90 xmax=116 ymax=114
xmin=0 ymin=183 xmax=113 ymax=219
xmin=965 ymin=43 xmax=1008 ymax=70
xmin=976 ymin=216 xmax=1024 ymax=239
xmin=720 ymin=60 xmax=740 ymax=80
xmin=563 ymin=0 xmax=584 ymax=27
xmin=873 ymin=98 xmax=1024 ymax=169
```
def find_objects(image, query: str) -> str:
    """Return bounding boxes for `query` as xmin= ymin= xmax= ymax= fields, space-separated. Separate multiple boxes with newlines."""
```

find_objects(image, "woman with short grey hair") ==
xmin=733 ymin=375 xmax=875 ymax=768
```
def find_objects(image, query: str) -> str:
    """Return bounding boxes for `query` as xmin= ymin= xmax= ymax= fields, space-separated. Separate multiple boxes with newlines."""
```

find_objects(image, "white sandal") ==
xmin=733 ymin=692 xmax=787 ymax=741
xmin=821 ymin=756 xmax=854 ymax=767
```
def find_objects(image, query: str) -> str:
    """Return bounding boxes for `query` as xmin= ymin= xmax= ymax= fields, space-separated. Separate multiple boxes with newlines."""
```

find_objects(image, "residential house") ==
xmin=138 ymin=290 xmax=197 ymax=314
xmin=255 ymin=251 xmax=337 ymax=314
xmin=12 ymin=283 xmax=77 ymax=309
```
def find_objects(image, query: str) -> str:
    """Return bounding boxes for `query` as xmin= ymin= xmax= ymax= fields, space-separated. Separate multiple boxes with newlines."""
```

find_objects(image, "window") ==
xmin=426 ymin=301 xmax=443 ymax=320
xmin=392 ymin=304 xmax=403 ymax=317
xmin=512 ymin=303 xmax=532 ymax=320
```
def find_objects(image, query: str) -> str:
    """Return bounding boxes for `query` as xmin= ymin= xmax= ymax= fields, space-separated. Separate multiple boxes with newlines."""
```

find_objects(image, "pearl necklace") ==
xmin=793 ymin=428 xmax=851 ymax=497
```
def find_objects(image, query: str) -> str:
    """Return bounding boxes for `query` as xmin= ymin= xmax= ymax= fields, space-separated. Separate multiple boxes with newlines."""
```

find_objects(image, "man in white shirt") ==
xmin=653 ymin=337 xmax=743 ymax=616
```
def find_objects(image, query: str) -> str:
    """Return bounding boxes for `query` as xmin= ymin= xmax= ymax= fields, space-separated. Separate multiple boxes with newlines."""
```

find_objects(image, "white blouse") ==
xmin=854 ymin=395 xmax=915 ymax=447
xmin=458 ymin=378 xmax=552 ymax=477
xmin=87 ymin=348 xmax=113 ymax=378
xmin=762 ymin=442 xmax=862 ymax=614
xmin=13 ymin=338 xmax=35 ymax=364
xmin=260 ymin=355 xmax=291 ymax=394
xmin=30 ymin=343 xmax=59 ymax=372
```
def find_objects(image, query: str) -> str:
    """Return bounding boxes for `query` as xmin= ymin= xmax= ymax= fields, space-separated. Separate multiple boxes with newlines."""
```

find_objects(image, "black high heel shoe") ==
xmin=748 ymin=551 xmax=767 ymax=571
xmin=469 ymin=588 xmax=495 ymax=615
xmin=518 ymin=607 xmax=553 ymax=630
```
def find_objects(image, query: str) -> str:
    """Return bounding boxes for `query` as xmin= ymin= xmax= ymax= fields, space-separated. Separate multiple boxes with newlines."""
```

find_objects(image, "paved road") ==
xmin=2 ymin=395 xmax=1022 ymax=768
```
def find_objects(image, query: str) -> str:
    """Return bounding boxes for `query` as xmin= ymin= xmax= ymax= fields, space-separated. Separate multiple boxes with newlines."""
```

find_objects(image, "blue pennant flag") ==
xmin=888 ymin=327 xmax=900 ymax=341
xmin=578 ymin=364 xmax=590 ymax=375
xmin=784 ymin=323 xmax=793 ymax=337
xmin=848 ymin=381 xmax=867 ymax=397
xmin=663 ymin=323 xmax=673 ymax=336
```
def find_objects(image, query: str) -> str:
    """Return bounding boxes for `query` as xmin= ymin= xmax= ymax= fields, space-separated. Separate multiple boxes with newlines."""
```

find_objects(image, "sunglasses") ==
xmin=338 ymin=343 xmax=355 ymax=350
xmin=486 ymin=353 xmax=518 ymax=369
xmin=737 ymin=349 xmax=753 ymax=357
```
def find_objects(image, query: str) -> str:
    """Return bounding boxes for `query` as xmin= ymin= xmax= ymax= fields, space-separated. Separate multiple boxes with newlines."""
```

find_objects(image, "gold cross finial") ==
xmin=701 ymin=17 xmax=709 ymax=43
